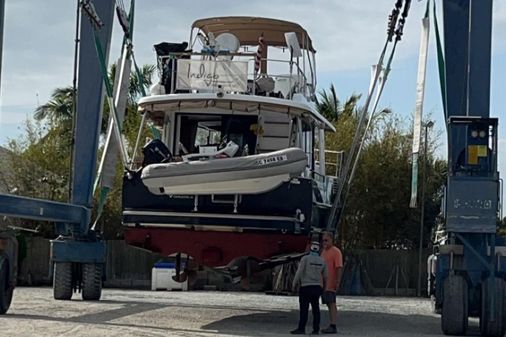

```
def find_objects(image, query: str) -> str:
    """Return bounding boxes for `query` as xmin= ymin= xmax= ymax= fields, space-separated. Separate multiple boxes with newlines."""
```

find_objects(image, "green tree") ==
xmin=316 ymin=84 xmax=360 ymax=123
xmin=107 ymin=63 xmax=156 ymax=104
xmin=318 ymin=84 xmax=446 ymax=250
xmin=1 ymin=119 xmax=71 ymax=236
xmin=4 ymin=64 xmax=156 ymax=238
xmin=499 ymin=218 xmax=506 ymax=237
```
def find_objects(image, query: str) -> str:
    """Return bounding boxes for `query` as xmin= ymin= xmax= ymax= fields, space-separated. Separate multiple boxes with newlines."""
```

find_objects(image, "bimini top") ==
xmin=191 ymin=16 xmax=315 ymax=52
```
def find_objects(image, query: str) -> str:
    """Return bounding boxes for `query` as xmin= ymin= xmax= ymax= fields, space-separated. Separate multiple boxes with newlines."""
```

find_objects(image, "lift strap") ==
xmin=409 ymin=0 xmax=431 ymax=208
xmin=326 ymin=0 xmax=412 ymax=232
xmin=432 ymin=0 xmax=446 ymax=120
xmin=89 ymin=0 xmax=134 ymax=229
xmin=89 ymin=17 xmax=130 ymax=168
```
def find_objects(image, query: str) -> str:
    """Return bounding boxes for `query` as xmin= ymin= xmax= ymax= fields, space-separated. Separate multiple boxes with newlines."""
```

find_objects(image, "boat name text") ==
xmin=255 ymin=155 xmax=288 ymax=166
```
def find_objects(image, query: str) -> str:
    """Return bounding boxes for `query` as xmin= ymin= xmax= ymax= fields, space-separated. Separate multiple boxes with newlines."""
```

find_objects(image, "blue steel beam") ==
xmin=468 ymin=0 xmax=492 ymax=118
xmin=443 ymin=0 xmax=469 ymax=118
xmin=443 ymin=0 xmax=469 ymax=170
xmin=444 ymin=0 xmax=493 ymax=167
xmin=51 ymin=239 xmax=105 ymax=263
xmin=0 ymin=193 xmax=89 ymax=225
xmin=71 ymin=0 xmax=115 ymax=233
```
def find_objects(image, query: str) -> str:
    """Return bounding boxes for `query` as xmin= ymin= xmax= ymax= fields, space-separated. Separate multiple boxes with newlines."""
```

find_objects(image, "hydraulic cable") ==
xmin=326 ymin=0 xmax=412 ymax=233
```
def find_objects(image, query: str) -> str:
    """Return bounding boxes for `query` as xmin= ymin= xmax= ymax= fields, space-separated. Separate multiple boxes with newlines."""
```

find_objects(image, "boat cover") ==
xmin=141 ymin=147 xmax=307 ymax=191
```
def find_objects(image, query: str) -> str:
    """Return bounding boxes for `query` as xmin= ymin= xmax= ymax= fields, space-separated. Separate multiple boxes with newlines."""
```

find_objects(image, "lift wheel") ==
xmin=442 ymin=274 xmax=468 ymax=336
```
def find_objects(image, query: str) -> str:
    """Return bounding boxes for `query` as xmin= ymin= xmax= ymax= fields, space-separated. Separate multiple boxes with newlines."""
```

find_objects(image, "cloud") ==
xmin=1 ymin=0 xmax=505 ymax=145
xmin=0 ymin=105 xmax=33 ymax=124
xmin=2 ymin=0 xmax=75 ymax=106
xmin=3 ymin=0 xmax=504 ymax=108
xmin=0 ymin=105 xmax=33 ymax=144
xmin=125 ymin=0 xmax=428 ymax=73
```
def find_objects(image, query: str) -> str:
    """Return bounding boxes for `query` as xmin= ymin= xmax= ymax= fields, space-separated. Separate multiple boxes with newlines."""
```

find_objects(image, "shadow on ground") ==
xmin=5 ymin=296 xmax=484 ymax=336
xmin=203 ymin=309 xmax=447 ymax=336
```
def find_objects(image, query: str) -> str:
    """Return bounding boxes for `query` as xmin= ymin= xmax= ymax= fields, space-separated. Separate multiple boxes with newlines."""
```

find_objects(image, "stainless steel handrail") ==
xmin=157 ymin=52 xmax=313 ymax=99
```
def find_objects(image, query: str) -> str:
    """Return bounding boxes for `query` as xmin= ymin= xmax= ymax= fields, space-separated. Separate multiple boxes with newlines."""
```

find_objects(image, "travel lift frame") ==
xmin=431 ymin=0 xmax=506 ymax=336
xmin=0 ymin=0 xmax=503 ymax=331
xmin=0 ymin=0 xmax=118 ymax=309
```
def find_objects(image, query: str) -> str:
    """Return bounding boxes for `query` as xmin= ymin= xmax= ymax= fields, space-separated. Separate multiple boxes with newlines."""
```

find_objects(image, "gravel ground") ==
xmin=0 ymin=287 xmax=478 ymax=337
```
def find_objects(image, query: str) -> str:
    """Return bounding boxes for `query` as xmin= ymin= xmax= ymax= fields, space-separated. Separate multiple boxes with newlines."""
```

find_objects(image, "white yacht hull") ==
xmin=153 ymin=173 xmax=290 ymax=195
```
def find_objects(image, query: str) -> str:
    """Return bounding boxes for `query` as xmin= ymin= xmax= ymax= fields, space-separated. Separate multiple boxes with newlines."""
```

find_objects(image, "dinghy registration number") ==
xmin=255 ymin=155 xmax=288 ymax=166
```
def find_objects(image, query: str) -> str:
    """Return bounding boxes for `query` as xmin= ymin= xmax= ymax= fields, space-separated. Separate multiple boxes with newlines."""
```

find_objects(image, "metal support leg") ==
xmin=193 ymin=196 xmax=198 ymax=212
xmin=233 ymin=195 xmax=239 ymax=213
xmin=455 ymin=233 xmax=494 ymax=274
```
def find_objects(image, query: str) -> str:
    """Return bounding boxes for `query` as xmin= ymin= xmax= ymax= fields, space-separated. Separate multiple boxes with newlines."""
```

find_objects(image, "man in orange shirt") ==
xmin=320 ymin=231 xmax=343 ymax=334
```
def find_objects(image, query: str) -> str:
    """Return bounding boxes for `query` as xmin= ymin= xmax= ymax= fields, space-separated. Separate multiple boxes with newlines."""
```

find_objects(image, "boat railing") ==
xmin=315 ymin=149 xmax=344 ymax=178
xmin=157 ymin=52 xmax=314 ymax=100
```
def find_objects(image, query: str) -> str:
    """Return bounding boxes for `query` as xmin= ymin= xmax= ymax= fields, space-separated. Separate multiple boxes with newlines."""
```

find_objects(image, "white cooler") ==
xmin=151 ymin=262 xmax=188 ymax=291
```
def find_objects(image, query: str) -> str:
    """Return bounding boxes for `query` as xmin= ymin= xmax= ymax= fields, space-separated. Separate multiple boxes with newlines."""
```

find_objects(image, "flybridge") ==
xmin=151 ymin=16 xmax=317 ymax=102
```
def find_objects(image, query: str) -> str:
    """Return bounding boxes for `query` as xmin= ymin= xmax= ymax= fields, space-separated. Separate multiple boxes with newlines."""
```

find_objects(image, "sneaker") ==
xmin=321 ymin=326 xmax=337 ymax=334
xmin=290 ymin=328 xmax=305 ymax=334
xmin=311 ymin=330 xmax=320 ymax=335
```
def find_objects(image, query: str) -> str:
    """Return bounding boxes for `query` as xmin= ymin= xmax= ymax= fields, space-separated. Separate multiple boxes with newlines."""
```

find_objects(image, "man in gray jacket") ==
xmin=291 ymin=241 xmax=327 ymax=335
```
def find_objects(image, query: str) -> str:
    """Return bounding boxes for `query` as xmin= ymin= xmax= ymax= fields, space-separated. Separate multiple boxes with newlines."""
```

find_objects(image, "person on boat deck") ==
xmin=320 ymin=231 xmax=343 ymax=334
xmin=291 ymin=241 xmax=327 ymax=335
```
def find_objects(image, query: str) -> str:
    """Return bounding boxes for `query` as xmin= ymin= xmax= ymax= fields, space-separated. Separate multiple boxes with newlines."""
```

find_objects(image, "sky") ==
xmin=0 ymin=0 xmax=505 ymax=209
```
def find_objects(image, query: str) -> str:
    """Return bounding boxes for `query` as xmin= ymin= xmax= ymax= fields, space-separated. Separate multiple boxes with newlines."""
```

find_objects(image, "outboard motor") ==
xmin=142 ymin=139 xmax=172 ymax=166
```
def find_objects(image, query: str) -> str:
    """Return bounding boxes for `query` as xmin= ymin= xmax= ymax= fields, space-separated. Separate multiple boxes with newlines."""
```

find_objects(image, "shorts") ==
xmin=322 ymin=290 xmax=336 ymax=304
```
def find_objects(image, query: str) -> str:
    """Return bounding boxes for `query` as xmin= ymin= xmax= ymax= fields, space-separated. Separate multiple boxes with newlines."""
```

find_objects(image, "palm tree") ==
xmin=316 ymin=84 xmax=339 ymax=121
xmin=108 ymin=63 xmax=156 ymax=103
xmin=316 ymin=84 xmax=361 ymax=122
xmin=34 ymin=64 xmax=156 ymax=133
xmin=128 ymin=64 xmax=156 ymax=101
xmin=34 ymin=87 xmax=73 ymax=123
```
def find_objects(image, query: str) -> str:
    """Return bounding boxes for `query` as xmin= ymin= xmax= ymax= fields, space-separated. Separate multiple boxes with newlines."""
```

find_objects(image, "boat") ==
xmin=141 ymin=146 xmax=308 ymax=195
xmin=122 ymin=16 xmax=340 ymax=273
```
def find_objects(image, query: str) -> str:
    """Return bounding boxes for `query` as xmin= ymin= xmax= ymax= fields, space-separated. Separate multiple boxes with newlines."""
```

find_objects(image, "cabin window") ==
xmin=195 ymin=123 xmax=222 ymax=147
xmin=176 ymin=113 xmax=258 ymax=156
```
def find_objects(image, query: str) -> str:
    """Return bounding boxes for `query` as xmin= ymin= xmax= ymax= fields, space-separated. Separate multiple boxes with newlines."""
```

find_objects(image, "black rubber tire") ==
xmin=480 ymin=277 xmax=505 ymax=337
xmin=53 ymin=262 xmax=73 ymax=300
xmin=82 ymin=263 xmax=102 ymax=301
xmin=441 ymin=275 xmax=468 ymax=335
xmin=0 ymin=256 xmax=13 ymax=314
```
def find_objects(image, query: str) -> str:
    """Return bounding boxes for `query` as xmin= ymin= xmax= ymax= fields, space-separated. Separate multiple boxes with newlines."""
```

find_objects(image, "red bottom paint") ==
xmin=124 ymin=227 xmax=309 ymax=267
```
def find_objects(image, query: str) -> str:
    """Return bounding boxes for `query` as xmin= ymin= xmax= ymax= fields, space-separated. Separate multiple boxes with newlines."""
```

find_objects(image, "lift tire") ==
xmin=441 ymin=275 xmax=468 ymax=335
xmin=82 ymin=263 xmax=102 ymax=301
xmin=53 ymin=262 xmax=73 ymax=300
xmin=480 ymin=277 xmax=505 ymax=337
xmin=0 ymin=256 xmax=13 ymax=314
